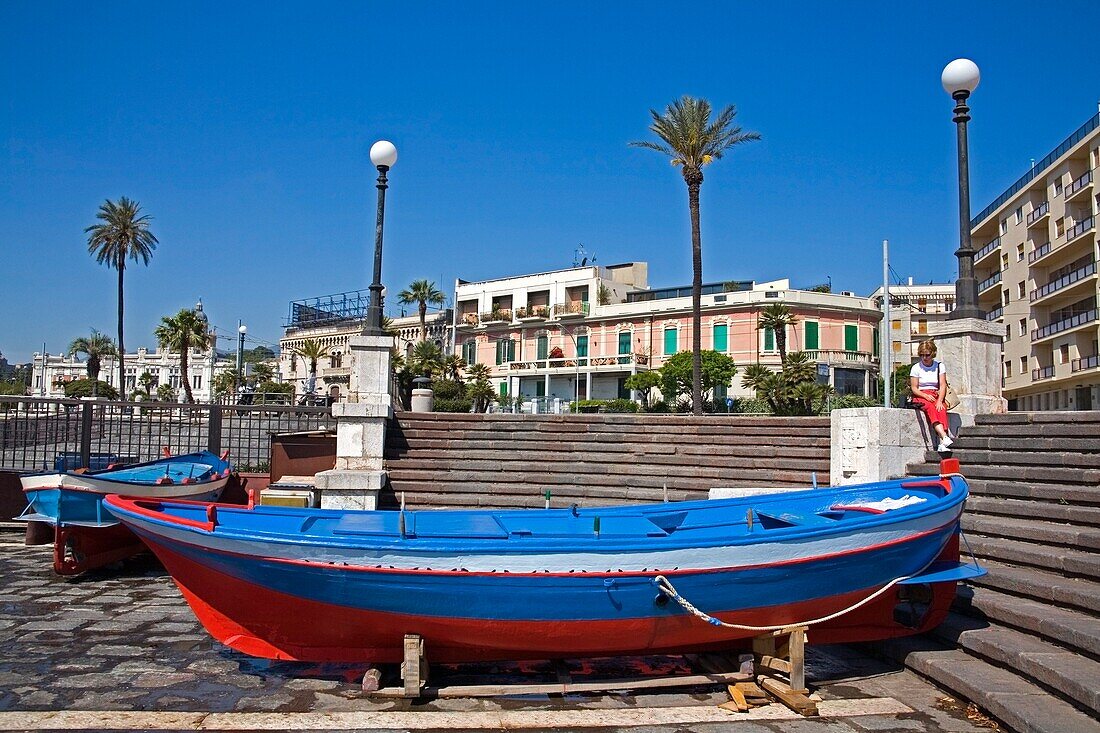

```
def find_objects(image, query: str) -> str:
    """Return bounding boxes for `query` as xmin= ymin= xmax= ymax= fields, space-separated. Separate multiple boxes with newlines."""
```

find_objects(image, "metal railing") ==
xmin=1032 ymin=308 xmax=1098 ymax=341
xmin=0 ymin=396 xmax=334 ymax=473
xmin=1072 ymin=354 xmax=1099 ymax=372
xmin=1026 ymin=201 xmax=1049 ymax=226
xmin=971 ymin=111 xmax=1099 ymax=227
xmin=978 ymin=271 xmax=1002 ymax=293
xmin=985 ymin=306 xmax=1004 ymax=321
xmin=1028 ymin=241 xmax=1053 ymax=264
xmin=1065 ymin=170 xmax=1093 ymax=199
xmin=1031 ymin=366 xmax=1055 ymax=381
xmin=802 ymin=350 xmax=875 ymax=364
xmin=1067 ymin=216 xmax=1095 ymax=243
xmin=1031 ymin=261 xmax=1096 ymax=302
xmin=514 ymin=306 xmax=549 ymax=320
xmin=975 ymin=237 xmax=1001 ymax=262
xmin=479 ymin=309 xmax=512 ymax=323
xmin=551 ymin=302 xmax=590 ymax=318
xmin=508 ymin=353 xmax=649 ymax=371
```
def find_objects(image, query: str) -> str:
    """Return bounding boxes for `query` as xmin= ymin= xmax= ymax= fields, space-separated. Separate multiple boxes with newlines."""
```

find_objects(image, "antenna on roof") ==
xmin=573 ymin=244 xmax=597 ymax=268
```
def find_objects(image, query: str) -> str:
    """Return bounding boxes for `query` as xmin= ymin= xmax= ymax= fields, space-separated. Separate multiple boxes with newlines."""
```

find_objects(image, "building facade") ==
xmin=454 ymin=263 xmax=882 ymax=405
xmin=971 ymin=109 xmax=1099 ymax=411
xmin=869 ymin=282 xmax=956 ymax=360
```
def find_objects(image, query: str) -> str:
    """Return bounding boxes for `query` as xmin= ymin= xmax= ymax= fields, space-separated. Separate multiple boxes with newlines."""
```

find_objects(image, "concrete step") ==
xmin=962 ymin=514 xmax=1100 ymax=550
xmin=964 ymin=534 xmax=1100 ymax=580
xmin=907 ymin=465 xmax=1100 ymax=505
xmin=966 ymin=496 xmax=1100 ymax=528
xmin=384 ymin=455 xmax=827 ymax=479
xmin=954 ymin=585 xmax=1100 ymax=659
xmin=976 ymin=411 xmax=1100 ymax=427
xmin=949 ymin=435 xmax=1100 ymax=453
xmin=388 ymin=438 xmax=830 ymax=456
xmin=944 ymin=449 xmax=1100 ymax=469
xmin=970 ymin=560 xmax=1100 ymax=616
xmin=872 ymin=635 xmax=1100 ymax=733
xmin=932 ymin=611 xmax=1100 ymax=716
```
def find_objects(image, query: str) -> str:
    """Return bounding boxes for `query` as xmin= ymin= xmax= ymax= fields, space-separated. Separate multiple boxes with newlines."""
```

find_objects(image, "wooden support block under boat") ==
xmin=401 ymin=634 xmax=426 ymax=698
xmin=759 ymin=676 xmax=818 ymax=716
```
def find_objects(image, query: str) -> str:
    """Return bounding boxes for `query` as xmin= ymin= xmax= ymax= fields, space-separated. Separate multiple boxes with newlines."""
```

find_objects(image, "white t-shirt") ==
xmin=910 ymin=359 xmax=946 ymax=391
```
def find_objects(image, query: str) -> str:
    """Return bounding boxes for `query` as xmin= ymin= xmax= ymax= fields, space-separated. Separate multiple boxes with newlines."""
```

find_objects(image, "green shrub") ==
xmin=431 ymin=378 xmax=466 ymax=400
xmin=602 ymin=398 xmax=638 ymax=413
xmin=434 ymin=397 xmax=473 ymax=413
xmin=63 ymin=379 xmax=119 ymax=400
xmin=825 ymin=394 xmax=882 ymax=412
xmin=730 ymin=397 xmax=772 ymax=414
xmin=643 ymin=400 xmax=671 ymax=413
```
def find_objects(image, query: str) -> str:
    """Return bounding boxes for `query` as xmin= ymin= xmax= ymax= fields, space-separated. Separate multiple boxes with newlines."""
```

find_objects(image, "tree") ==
xmin=758 ymin=303 xmax=798 ymax=365
xmin=64 ymin=378 xmax=118 ymax=400
xmin=442 ymin=354 xmax=466 ymax=381
xmin=68 ymin=330 xmax=118 ymax=396
xmin=632 ymin=96 xmax=759 ymax=414
xmin=211 ymin=370 xmax=238 ymax=402
xmin=249 ymin=362 xmax=275 ymax=384
xmin=397 ymin=279 xmax=446 ymax=343
xmin=294 ymin=339 xmax=327 ymax=395
xmin=623 ymin=370 xmax=662 ymax=408
xmin=134 ymin=371 xmax=156 ymax=400
xmin=155 ymin=383 xmax=177 ymax=402
xmin=410 ymin=341 xmax=444 ymax=378
xmin=154 ymin=308 xmax=210 ymax=404
xmin=741 ymin=351 xmax=833 ymax=416
xmin=85 ymin=198 xmax=158 ymax=391
xmin=465 ymin=363 xmax=495 ymax=413
xmin=659 ymin=350 xmax=738 ymax=407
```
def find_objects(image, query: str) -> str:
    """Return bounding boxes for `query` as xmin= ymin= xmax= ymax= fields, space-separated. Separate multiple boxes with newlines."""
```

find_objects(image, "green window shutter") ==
xmin=576 ymin=335 xmax=588 ymax=358
xmin=507 ymin=339 xmax=516 ymax=362
xmin=713 ymin=323 xmax=728 ymax=352
xmin=499 ymin=382 xmax=507 ymax=396
xmin=463 ymin=341 xmax=477 ymax=365
xmin=536 ymin=381 xmax=546 ymax=397
xmin=872 ymin=327 xmax=880 ymax=356
xmin=618 ymin=332 xmax=631 ymax=355
xmin=764 ymin=327 xmax=775 ymax=352
xmin=495 ymin=340 xmax=506 ymax=365
xmin=536 ymin=335 xmax=548 ymax=360
xmin=804 ymin=322 xmax=819 ymax=350
xmin=845 ymin=324 xmax=858 ymax=352
xmin=664 ymin=328 xmax=677 ymax=355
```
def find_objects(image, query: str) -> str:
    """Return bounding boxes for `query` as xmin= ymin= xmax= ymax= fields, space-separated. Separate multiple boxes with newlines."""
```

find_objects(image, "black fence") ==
xmin=0 ymin=396 xmax=335 ymax=473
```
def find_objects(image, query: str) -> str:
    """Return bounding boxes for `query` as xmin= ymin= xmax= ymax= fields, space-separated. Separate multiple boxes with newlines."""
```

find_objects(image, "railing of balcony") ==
xmin=551 ymin=302 xmax=590 ymax=317
xmin=1032 ymin=308 xmax=1098 ymax=341
xmin=803 ymin=350 xmax=874 ymax=364
xmin=1026 ymin=201 xmax=1049 ymax=225
xmin=514 ymin=306 xmax=549 ymax=320
xmin=975 ymin=237 xmax=1001 ymax=261
xmin=1031 ymin=366 xmax=1055 ymax=381
xmin=508 ymin=353 xmax=648 ymax=371
xmin=1067 ymin=216 xmax=1095 ymax=243
xmin=978 ymin=270 xmax=1002 ymax=292
xmin=479 ymin=309 xmax=512 ymax=323
xmin=1072 ymin=354 xmax=1099 ymax=372
xmin=1028 ymin=241 xmax=1053 ymax=264
xmin=1065 ymin=170 xmax=1093 ymax=198
xmin=1031 ymin=261 xmax=1097 ymax=302
xmin=460 ymin=313 xmax=479 ymax=326
xmin=985 ymin=305 xmax=1004 ymax=321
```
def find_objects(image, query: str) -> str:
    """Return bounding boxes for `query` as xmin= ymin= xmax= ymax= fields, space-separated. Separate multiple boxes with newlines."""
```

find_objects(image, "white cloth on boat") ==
xmin=842 ymin=495 xmax=927 ymax=511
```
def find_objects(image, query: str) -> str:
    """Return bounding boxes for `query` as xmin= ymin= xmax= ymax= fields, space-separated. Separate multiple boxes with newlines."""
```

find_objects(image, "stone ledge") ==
xmin=314 ymin=469 xmax=385 ymax=511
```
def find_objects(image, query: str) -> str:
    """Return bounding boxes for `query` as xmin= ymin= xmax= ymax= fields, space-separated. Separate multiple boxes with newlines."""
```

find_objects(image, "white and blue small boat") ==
xmin=104 ymin=459 xmax=983 ymax=663
xmin=18 ymin=450 xmax=231 ymax=575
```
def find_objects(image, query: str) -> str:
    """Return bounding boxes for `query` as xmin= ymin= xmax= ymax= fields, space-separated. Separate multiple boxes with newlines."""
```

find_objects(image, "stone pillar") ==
xmin=926 ymin=318 xmax=1007 ymax=415
xmin=313 ymin=334 xmax=394 ymax=510
xmin=830 ymin=407 xmax=969 ymax=486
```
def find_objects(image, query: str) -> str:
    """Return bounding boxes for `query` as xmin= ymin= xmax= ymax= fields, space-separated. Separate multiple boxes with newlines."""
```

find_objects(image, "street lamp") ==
xmin=942 ymin=58 xmax=984 ymax=320
xmin=365 ymin=140 xmax=398 ymax=336
xmin=237 ymin=323 xmax=247 ymax=389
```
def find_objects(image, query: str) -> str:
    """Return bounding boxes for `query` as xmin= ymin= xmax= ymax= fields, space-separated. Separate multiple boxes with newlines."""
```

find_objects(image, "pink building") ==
xmin=454 ymin=263 xmax=881 ymax=406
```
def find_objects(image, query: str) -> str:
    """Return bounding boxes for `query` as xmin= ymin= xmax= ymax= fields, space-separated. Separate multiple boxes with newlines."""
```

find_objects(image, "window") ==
xmin=891 ymin=319 xmax=902 ymax=331
xmin=1015 ymin=206 xmax=1023 ymax=224
xmin=1017 ymin=243 xmax=1025 ymax=261
xmin=495 ymin=339 xmax=516 ymax=365
xmin=1019 ymin=356 xmax=1027 ymax=375
xmin=193 ymin=374 xmax=202 ymax=390
xmin=763 ymin=327 xmax=775 ymax=352
xmin=1060 ymin=345 xmax=1070 ymax=364
xmin=499 ymin=382 xmax=507 ymax=397
xmin=1000 ymin=218 xmax=1008 ymax=235
xmin=462 ymin=340 xmax=477 ymax=366
xmin=844 ymin=324 xmax=858 ymax=352
xmin=1005 ymin=328 xmax=1011 ymax=342
xmin=872 ymin=327 xmax=879 ymax=356
xmin=1054 ymin=177 xmax=1063 ymax=195
xmin=664 ymin=327 xmax=678 ymax=355
xmin=1055 ymin=218 xmax=1065 ymax=238
xmin=713 ymin=323 xmax=728 ymax=352
xmin=576 ymin=335 xmax=588 ymax=359
xmin=1018 ymin=281 xmax=1026 ymax=299
xmin=804 ymin=321 xmax=819 ymax=350
xmin=1002 ymin=290 xmax=1010 ymax=306
xmin=1018 ymin=318 xmax=1027 ymax=336
xmin=1001 ymin=253 xmax=1009 ymax=271
xmin=1004 ymin=360 xmax=1012 ymax=378
xmin=535 ymin=381 xmax=546 ymax=397
xmin=914 ymin=319 xmax=928 ymax=335
xmin=892 ymin=340 xmax=903 ymax=353
xmin=536 ymin=335 xmax=548 ymax=360
xmin=617 ymin=331 xmax=631 ymax=355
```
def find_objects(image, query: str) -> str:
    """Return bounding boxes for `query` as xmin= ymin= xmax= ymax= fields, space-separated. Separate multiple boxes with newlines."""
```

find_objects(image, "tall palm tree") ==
xmin=294 ymin=339 xmax=327 ymax=395
xmin=85 ymin=198 xmax=158 ymax=391
xmin=68 ymin=331 xmax=118 ymax=393
xmin=442 ymin=354 xmax=466 ymax=381
xmin=154 ymin=308 xmax=210 ymax=403
xmin=397 ymin=280 xmax=446 ymax=342
xmin=758 ymin=303 xmax=799 ymax=365
xmin=632 ymin=96 xmax=759 ymax=414
xmin=410 ymin=341 xmax=444 ymax=378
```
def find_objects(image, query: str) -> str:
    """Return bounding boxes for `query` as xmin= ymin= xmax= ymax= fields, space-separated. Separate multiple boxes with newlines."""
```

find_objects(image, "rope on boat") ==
xmin=651 ymin=570 xmax=922 ymax=633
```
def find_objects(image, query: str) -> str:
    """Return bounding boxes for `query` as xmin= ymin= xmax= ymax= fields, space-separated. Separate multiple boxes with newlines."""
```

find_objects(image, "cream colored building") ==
xmin=971 ymin=109 xmax=1099 ymax=411
xmin=869 ymin=282 xmax=956 ymax=360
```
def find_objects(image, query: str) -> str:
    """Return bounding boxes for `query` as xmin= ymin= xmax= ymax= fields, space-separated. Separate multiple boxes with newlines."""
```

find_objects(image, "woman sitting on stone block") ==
xmin=909 ymin=339 xmax=954 ymax=453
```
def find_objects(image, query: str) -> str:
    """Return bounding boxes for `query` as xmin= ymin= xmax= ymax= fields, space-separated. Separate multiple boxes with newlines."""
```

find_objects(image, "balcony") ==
xmin=803 ymin=349 xmax=875 ymax=365
xmin=1066 ymin=215 xmax=1096 ymax=243
xmin=479 ymin=309 xmax=512 ymax=325
xmin=974 ymin=237 xmax=1001 ymax=263
xmin=1030 ymin=261 xmax=1097 ymax=303
xmin=1026 ymin=201 xmax=1050 ymax=227
xmin=978 ymin=271 xmax=1002 ymax=294
xmin=508 ymin=353 xmax=648 ymax=372
xmin=1028 ymin=241 xmax=1053 ymax=264
xmin=457 ymin=313 xmax=480 ymax=328
xmin=1032 ymin=308 xmax=1098 ymax=341
xmin=1065 ymin=170 xmax=1093 ymax=202
xmin=1072 ymin=354 xmax=1099 ymax=372
xmin=985 ymin=305 xmax=1004 ymax=321
xmin=1031 ymin=366 xmax=1055 ymax=382
xmin=551 ymin=302 xmax=590 ymax=318
xmin=515 ymin=306 xmax=549 ymax=321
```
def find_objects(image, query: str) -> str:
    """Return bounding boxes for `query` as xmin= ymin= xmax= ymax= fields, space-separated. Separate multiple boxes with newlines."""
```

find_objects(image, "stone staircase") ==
xmin=382 ymin=413 xmax=831 ymax=510
xmin=877 ymin=412 xmax=1100 ymax=733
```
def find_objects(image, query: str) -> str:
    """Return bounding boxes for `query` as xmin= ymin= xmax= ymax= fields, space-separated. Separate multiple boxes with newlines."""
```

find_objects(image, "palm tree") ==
xmin=85 ymin=198 xmax=158 ymax=391
xmin=397 ymin=280 xmax=446 ymax=342
xmin=294 ymin=339 xmax=327 ymax=395
xmin=632 ymin=96 xmax=759 ymax=414
xmin=758 ymin=303 xmax=799 ymax=365
xmin=154 ymin=308 xmax=210 ymax=403
xmin=68 ymin=330 xmax=118 ymax=394
xmin=410 ymin=341 xmax=444 ymax=378
xmin=465 ymin=363 xmax=495 ymax=413
xmin=442 ymin=354 xmax=466 ymax=381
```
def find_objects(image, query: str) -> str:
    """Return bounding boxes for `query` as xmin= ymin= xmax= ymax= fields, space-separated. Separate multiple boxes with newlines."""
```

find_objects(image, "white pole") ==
xmin=882 ymin=239 xmax=892 ymax=408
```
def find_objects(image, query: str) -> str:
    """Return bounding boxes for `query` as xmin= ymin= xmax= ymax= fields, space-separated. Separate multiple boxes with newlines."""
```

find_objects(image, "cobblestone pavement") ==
xmin=0 ymin=534 xmax=998 ymax=732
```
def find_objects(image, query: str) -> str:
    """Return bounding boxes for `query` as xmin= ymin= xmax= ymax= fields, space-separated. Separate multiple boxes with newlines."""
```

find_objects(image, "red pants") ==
xmin=912 ymin=390 xmax=948 ymax=431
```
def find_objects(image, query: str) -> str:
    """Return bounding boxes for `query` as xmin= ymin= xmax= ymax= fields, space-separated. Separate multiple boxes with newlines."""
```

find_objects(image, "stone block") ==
xmin=314 ymin=469 xmax=385 ymax=510
xmin=830 ymin=407 xmax=935 ymax=485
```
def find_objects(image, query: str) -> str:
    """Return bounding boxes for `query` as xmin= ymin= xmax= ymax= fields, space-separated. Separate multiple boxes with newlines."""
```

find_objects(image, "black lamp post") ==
xmin=942 ymin=58 xmax=984 ymax=320
xmin=365 ymin=140 xmax=398 ymax=336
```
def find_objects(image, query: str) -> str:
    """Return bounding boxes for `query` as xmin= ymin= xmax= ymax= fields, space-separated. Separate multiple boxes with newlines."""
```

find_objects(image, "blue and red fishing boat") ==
xmin=18 ymin=450 xmax=232 ymax=575
xmin=103 ymin=459 xmax=982 ymax=663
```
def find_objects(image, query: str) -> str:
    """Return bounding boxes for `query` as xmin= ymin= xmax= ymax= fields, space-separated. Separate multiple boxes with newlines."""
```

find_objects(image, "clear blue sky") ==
xmin=2 ymin=1 xmax=1098 ymax=362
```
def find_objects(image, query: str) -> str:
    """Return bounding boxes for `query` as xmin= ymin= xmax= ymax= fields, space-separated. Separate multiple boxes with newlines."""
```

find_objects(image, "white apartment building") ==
xmin=869 ymin=281 xmax=956 ymax=360
xmin=971 ymin=108 xmax=1099 ymax=411
xmin=31 ymin=347 xmax=235 ymax=403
